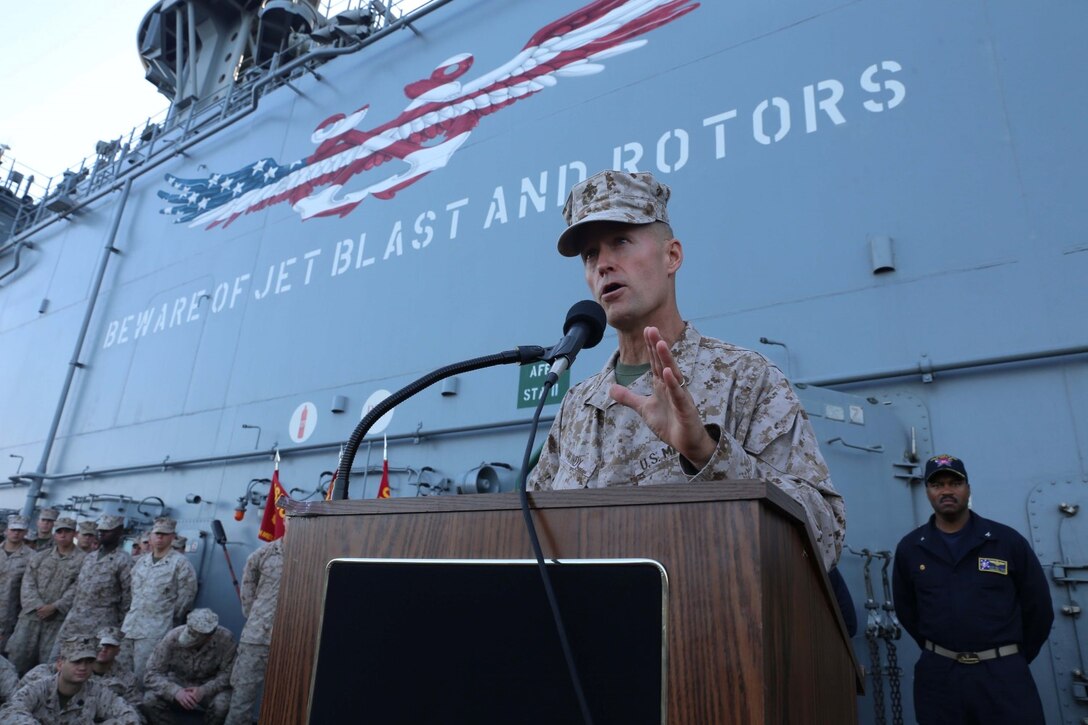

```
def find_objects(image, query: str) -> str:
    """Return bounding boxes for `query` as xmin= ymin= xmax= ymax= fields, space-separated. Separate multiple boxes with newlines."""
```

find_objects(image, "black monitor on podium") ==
xmin=308 ymin=558 xmax=668 ymax=725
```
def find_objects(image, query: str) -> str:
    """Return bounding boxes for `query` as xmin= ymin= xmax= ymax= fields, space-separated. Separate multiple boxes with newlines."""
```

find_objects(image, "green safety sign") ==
xmin=517 ymin=362 xmax=569 ymax=408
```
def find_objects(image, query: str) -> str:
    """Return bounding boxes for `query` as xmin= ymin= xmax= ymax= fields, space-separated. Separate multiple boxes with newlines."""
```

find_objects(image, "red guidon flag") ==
xmin=325 ymin=445 xmax=343 ymax=502
xmin=376 ymin=435 xmax=391 ymax=499
xmin=259 ymin=459 xmax=288 ymax=541
xmin=324 ymin=469 xmax=337 ymax=502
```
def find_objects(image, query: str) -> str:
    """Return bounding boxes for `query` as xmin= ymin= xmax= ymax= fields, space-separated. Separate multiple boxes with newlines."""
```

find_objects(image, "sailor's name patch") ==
xmin=978 ymin=557 xmax=1008 ymax=575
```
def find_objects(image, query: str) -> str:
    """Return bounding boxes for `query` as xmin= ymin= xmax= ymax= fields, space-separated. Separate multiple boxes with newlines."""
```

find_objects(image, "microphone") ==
xmin=546 ymin=300 xmax=607 ymax=377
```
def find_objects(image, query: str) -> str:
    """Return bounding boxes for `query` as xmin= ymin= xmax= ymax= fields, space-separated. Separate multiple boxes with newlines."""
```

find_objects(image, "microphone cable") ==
xmin=329 ymin=300 xmax=606 ymax=722
xmin=517 ymin=370 xmax=595 ymax=725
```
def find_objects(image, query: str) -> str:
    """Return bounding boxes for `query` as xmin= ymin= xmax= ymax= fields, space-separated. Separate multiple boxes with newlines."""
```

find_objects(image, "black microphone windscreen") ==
xmin=564 ymin=300 xmax=607 ymax=348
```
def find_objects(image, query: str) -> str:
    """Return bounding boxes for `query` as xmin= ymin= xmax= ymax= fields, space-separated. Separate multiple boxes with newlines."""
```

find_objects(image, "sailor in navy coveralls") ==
xmin=892 ymin=454 xmax=1054 ymax=724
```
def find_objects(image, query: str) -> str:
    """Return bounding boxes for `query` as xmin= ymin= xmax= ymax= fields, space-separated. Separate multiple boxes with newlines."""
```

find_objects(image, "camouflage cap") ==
xmin=97 ymin=626 xmax=124 ymax=647
xmin=77 ymin=520 xmax=98 ymax=535
xmin=557 ymin=170 xmax=672 ymax=257
xmin=151 ymin=517 xmax=177 ymax=534
xmin=6 ymin=514 xmax=28 ymax=530
xmin=38 ymin=508 xmax=59 ymax=521
xmin=54 ymin=516 xmax=77 ymax=531
xmin=96 ymin=514 xmax=124 ymax=531
xmin=172 ymin=535 xmax=188 ymax=551
xmin=60 ymin=636 xmax=98 ymax=661
xmin=186 ymin=607 xmax=219 ymax=634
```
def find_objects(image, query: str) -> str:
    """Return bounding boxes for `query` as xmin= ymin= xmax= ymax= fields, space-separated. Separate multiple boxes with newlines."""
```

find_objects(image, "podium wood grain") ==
xmin=261 ymin=481 xmax=860 ymax=724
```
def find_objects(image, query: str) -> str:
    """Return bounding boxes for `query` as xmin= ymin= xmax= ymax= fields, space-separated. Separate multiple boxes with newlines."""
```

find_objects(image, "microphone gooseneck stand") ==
xmin=333 ymin=345 xmax=545 ymax=498
xmin=332 ymin=301 xmax=606 ymax=725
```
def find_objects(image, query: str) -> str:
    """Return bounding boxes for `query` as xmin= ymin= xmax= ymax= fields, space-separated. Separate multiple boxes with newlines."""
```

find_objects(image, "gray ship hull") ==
xmin=1 ymin=0 xmax=1085 ymax=722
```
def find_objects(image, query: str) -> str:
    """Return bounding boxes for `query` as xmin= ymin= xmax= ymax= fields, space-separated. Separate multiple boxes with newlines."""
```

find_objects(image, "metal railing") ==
xmin=0 ymin=0 xmax=438 ymax=250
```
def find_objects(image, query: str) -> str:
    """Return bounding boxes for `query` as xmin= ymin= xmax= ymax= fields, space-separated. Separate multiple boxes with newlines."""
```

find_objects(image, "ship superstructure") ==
xmin=1 ymin=1 xmax=1086 ymax=722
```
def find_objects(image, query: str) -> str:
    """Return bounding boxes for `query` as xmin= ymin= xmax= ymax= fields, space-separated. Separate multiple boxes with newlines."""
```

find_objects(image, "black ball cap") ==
xmin=924 ymin=454 xmax=968 ymax=483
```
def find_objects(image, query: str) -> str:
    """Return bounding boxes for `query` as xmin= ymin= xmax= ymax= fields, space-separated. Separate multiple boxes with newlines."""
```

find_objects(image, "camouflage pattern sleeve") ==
xmin=0 ymin=546 xmax=32 ymax=638
xmin=239 ymin=539 xmax=284 ymax=646
xmin=201 ymin=630 xmax=237 ymax=699
xmin=18 ymin=550 xmax=47 ymax=613
xmin=52 ymin=550 xmax=86 ymax=615
xmin=239 ymin=547 xmax=262 ymax=620
xmin=15 ymin=663 xmax=55 ymax=692
xmin=0 ymin=654 xmax=18 ymax=700
xmin=0 ymin=677 xmax=49 ymax=725
xmin=0 ymin=708 xmax=38 ymax=725
xmin=173 ymin=558 xmax=198 ymax=625
xmin=0 ymin=676 xmax=138 ymax=723
xmin=683 ymin=350 xmax=845 ymax=568
xmin=525 ymin=390 xmax=571 ymax=492
xmin=118 ymin=556 xmax=132 ymax=616
xmin=143 ymin=632 xmax=182 ymax=699
xmin=97 ymin=668 xmax=142 ymax=711
xmin=86 ymin=677 xmax=141 ymax=724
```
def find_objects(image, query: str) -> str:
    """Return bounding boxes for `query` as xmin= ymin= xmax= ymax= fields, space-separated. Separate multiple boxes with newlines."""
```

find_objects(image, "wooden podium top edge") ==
xmin=284 ymin=480 xmax=804 ymax=522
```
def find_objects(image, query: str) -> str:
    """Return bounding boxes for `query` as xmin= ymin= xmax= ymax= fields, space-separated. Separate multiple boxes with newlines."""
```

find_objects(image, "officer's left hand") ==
xmin=609 ymin=326 xmax=716 ymax=469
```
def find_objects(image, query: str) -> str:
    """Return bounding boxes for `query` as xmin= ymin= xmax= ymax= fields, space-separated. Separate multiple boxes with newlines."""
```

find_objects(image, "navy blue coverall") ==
xmin=892 ymin=511 xmax=1054 ymax=724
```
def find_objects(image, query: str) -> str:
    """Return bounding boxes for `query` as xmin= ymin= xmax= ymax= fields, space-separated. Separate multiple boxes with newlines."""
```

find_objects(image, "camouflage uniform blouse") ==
xmin=16 ymin=662 xmax=138 ymax=705
xmin=0 ymin=674 xmax=140 ymax=724
xmin=56 ymin=547 xmax=132 ymax=640
xmin=239 ymin=538 xmax=284 ymax=646
xmin=144 ymin=625 xmax=236 ymax=700
xmin=0 ymin=544 xmax=34 ymax=636
xmin=527 ymin=324 xmax=846 ymax=569
xmin=31 ymin=537 xmax=53 ymax=553
xmin=94 ymin=664 xmax=141 ymax=712
xmin=122 ymin=549 xmax=198 ymax=639
xmin=16 ymin=662 xmax=56 ymax=692
xmin=20 ymin=546 xmax=87 ymax=616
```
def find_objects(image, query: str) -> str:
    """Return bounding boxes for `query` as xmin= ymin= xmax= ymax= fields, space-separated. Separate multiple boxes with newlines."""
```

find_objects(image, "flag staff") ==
xmin=376 ymin=434 xmax=391 ymax=499
xmin=211 ymin=519 xmax=242 ymax=602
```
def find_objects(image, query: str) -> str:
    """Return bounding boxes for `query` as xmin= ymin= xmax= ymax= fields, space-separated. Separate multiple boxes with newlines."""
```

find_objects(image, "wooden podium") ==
xmin=262 ymin=481 xmax=861 ymax=724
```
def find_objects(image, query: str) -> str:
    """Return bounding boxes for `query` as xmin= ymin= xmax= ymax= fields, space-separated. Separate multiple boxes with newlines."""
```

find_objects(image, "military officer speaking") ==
xmin=526 ymin=169 xmax=845 ymax=569
xmin=892 ymin=454 xmax=1055 ymax=724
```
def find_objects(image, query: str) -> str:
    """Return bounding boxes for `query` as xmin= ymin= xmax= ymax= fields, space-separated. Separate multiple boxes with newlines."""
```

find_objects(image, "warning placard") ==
xmin=517 ymin=363 xmax=570 ymax=409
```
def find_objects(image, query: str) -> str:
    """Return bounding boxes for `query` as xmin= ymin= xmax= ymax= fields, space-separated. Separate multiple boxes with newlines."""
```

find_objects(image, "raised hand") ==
xmin=609 ymin=326 xmax=716 ymax=469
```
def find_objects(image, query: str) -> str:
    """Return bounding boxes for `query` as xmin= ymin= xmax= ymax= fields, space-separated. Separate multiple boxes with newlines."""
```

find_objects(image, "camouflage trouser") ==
xmin=141 ymin=689 xmax=231 ymax=725
xmin=224 ymin=643 xmax=269 ymax=725
xmin=120 ymin=634 xmax=167 ymax=682
xmin=5 ymin=614 xmax=64 ymax=675
xmin=0 ymin=655 xmax=19 ymax=700
xmin=0 ymin=614 xmax=15 ymax=651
